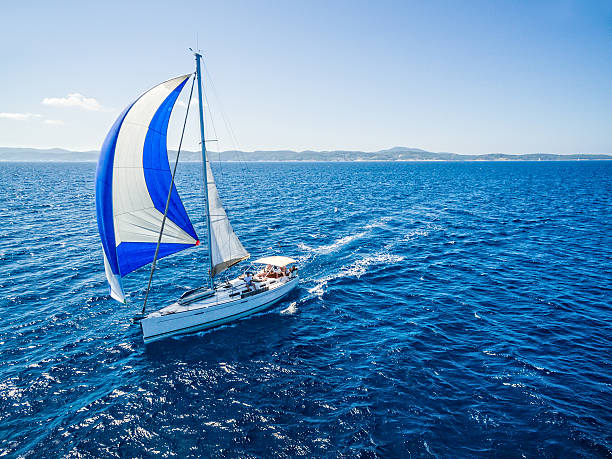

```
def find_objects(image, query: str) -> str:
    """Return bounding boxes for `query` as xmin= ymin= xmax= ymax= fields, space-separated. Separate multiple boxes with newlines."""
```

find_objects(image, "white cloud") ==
xmin=0 ymin=112 xmax=42 ymax=120
xmin=42 ymin=93 xmax=102 ymax=111
xmin=43 ymin=119 xmax=65 ymax=125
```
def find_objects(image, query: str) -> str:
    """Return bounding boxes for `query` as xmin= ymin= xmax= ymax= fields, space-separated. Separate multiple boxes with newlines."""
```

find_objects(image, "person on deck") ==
xmin=254 ymin=265 xmax=266 ymax=281
xmin=244 ymin=272 xmax=253 ymax=291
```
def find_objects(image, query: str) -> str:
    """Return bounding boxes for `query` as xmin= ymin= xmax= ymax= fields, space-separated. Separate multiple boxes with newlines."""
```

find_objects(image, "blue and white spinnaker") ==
xmin=96 ymin=75 xmax=198 ymax=303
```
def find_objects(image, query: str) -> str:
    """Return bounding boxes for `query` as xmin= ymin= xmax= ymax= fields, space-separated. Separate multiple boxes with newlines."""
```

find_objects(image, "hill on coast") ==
xmin=0 ymin=146 xmax=609 ymax=162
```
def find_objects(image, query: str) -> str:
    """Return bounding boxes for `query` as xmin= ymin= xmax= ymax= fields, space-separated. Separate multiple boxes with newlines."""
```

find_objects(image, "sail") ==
xmin=205 ymin=160 xmax=250 ymax=276
xmin=96 ymin=74 xmax=198 ymax=303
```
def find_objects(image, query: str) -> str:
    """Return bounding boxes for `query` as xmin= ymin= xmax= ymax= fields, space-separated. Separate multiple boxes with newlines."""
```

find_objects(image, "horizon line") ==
xmin=1 ymin=145 xmax=611 ymax=156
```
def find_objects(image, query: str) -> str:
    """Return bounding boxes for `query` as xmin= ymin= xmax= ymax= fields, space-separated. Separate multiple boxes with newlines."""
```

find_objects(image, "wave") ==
xmin=308 ymin=252 xmax=405 ymax=298
xmin=298 ymin=232 xmax=363 ymax=255
xmin=299 ymin=217 xmax=391 ymax=255
xmin=280 ymin=302 xmax=298 ymax=315
xmin=402 ymin=223 xmax=445 ymax=241
xmin=403 ymin=229 xmax=429 ymax=241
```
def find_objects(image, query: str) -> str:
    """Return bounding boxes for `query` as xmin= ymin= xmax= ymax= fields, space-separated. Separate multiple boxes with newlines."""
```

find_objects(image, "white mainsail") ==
xmin=205 ymin=159 xmax=249 ymax=276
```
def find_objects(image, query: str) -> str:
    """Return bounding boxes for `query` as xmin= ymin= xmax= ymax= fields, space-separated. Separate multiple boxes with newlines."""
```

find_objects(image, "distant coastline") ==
xmin=1 ymin=147 xmax=610 ymax=162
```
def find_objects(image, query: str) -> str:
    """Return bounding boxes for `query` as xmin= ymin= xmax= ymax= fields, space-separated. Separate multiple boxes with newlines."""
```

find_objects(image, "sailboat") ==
xmin=95 ymin=52 xmax=299 ymax=343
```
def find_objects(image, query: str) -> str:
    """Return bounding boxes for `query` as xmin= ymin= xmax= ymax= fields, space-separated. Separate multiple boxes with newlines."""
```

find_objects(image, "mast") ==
xmin=195 ymin=52 xmax=214 ymax=288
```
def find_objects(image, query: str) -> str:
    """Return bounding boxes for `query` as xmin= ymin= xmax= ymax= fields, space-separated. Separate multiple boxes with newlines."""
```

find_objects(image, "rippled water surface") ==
xmin=0 ymin=161 xmax=610 ymax=457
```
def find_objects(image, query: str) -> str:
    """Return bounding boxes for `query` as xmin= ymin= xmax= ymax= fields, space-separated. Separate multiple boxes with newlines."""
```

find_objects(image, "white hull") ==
xmin=140 ymin=275 xmax=299 ymax=343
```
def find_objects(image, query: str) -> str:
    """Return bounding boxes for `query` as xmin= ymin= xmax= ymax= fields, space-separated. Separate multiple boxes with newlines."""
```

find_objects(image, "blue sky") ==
xmin=1 ymin=0 xmax=611 ymax=154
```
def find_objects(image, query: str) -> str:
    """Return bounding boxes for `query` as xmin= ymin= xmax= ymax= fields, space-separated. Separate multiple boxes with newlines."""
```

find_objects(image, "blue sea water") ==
xmin=0 ymin=161 xmax=610 ymax=457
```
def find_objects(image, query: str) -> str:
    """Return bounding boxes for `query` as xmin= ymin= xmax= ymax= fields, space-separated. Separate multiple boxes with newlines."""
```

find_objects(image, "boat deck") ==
xmin=149 ymin=275 xmax=295 ymax=317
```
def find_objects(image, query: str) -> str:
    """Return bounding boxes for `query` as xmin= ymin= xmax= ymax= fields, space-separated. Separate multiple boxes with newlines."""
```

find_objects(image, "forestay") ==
xmin=205 ymin=159 xmax=249 ymax=276
xmin=96 ymin=75 xmax=198 ymax=303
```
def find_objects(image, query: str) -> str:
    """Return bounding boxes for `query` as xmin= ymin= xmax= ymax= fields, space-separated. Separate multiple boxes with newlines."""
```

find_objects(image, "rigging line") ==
xmin=202 ymin=72 xmax=219 ymax=148
xmin=200 ymin=70 xmax=223 ymax=183
xmin=140 ymin=76 xmax=196 ymax=315
xmin=201 ymin=63 xmax=226 ymax=172
xmin=201 ymin=65 xmax=236 ymax=249
xmin=202 ymin=63 xmax=242 ymax=152
xmin=202 ymin=72 xmax=248 ymax=184
xmin=201 ymin=77 xmax=241 ymax=268
xmin=201 ymin=63 xmax=249 ymax=180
